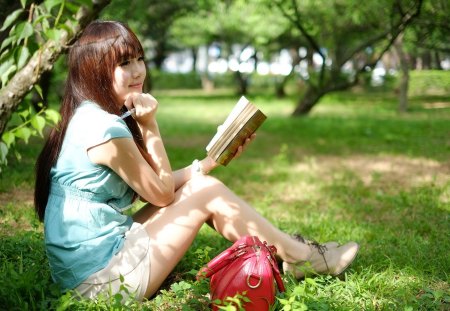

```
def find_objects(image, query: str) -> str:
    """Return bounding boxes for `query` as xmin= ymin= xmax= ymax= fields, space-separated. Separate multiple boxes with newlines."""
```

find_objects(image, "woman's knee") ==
xmin=185 ymin=175 xmax=225 ymax=193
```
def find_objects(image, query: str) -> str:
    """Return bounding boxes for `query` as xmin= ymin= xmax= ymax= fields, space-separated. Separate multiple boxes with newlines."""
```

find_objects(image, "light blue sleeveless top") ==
xmin=44 ymin=101 xmax=135 ymax=290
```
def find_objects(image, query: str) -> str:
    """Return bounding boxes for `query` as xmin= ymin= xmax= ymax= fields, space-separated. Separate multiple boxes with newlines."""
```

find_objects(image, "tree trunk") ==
xmin=421 ymin=51 xmax=432 ymax=69
xmin=191 ymin=47 xmax=198 ymax=72
xmin=0 ymin=0 xmax=110 ymax=137
xmin=153 ymin=42 xmax=166 ymax=70
xmin=292 ymin=85 xmax=324 ymax=116
xmin=434 ymin=51 xmax=443 ymax=70
xmin=394 ymin=34 xmax=409 ymax=113
xmin=275 ymin=47 xmax=301 ymax=98
xmin=235 ymin=70 xmax=248 ymax=95
xmin=201 ymin=45 xmax=214 ymax=91
xmin=275 ymin=79 xmax=287 ymax=98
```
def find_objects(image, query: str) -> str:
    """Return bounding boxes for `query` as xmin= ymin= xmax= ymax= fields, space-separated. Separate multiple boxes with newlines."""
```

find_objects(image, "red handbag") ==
xmin=197 ymin=236 xmax=285 ymax=311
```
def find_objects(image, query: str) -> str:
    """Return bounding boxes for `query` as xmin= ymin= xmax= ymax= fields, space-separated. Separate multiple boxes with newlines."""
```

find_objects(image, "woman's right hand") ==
xmin=124 ymin=92 xmax=159 ymax=126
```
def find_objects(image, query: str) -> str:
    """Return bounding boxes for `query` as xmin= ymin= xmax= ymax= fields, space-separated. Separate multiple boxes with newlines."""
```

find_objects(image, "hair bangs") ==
xmin=110 ymin=24 xmax=144 ymax=65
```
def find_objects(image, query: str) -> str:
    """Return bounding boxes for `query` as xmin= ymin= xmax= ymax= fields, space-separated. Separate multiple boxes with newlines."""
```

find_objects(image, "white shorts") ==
xmin=75 ymin=222 xmax=151 ymax=301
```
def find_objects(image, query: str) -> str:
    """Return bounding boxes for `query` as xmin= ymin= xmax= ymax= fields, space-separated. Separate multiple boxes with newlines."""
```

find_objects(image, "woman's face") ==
xmin=113 ymin=56 xmax=146 ymax=105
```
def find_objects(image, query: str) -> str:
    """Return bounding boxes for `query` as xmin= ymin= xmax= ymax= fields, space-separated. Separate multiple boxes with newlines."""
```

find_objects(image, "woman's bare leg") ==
xmin=133 ymin=175 xmax=311 ymax=297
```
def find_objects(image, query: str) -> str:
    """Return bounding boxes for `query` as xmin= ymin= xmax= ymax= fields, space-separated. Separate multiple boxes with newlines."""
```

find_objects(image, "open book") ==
xmin=206 ymin=96 xmax=267 ymax=166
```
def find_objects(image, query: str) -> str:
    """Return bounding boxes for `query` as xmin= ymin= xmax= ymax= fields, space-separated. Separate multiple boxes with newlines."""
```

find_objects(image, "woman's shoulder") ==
xmin=76 ymin=101 xmax=117 ymax=120
xmin=69 ymin=101 xmax=132 ymax=141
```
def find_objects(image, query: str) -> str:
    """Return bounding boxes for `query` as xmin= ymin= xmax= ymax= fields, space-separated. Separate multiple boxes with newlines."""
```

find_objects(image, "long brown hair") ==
xmin=34 ymin=20 xmax=147 ymax=221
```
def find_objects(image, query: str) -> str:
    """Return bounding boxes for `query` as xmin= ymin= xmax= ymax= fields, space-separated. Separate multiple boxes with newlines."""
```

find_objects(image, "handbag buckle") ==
xmin=247 ymin=273 xmax=262 ymax=289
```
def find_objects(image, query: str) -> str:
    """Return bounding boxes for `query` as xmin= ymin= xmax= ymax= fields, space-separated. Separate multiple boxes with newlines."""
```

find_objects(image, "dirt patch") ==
xmin=293 ymin=154 xmax=450 ymax=190
xmin=0 ymin=187 xmax=34 ymax=207
xmin=0 ymin=187 xmax=37 ymax=234
xmin=423 ymin=102 xmax=450 ymax=109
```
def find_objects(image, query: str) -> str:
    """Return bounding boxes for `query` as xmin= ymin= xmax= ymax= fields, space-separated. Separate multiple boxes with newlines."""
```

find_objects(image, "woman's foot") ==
xmin=283 ymin=236 xmax=359 ymax=279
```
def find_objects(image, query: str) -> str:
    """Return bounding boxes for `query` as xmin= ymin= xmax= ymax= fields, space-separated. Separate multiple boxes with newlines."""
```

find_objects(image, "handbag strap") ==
xmin=268 ymin=252 xmax=286 ymax=292
xmin=197 ymin=236 xmax=286 ymax=292
xmin=263 ymin=243 xmax=286 ymax=293
xmin=197 ymin=241 xmax=248 ymax=279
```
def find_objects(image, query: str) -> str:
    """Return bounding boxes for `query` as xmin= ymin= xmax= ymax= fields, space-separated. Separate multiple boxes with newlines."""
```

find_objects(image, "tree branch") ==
xmin=0 ymin=0 xmax=111 ymax=136
xmin=340 ymin=0 xmax=423 ymax=69
xmin=273 ymin=0 xmax=326 ymax=87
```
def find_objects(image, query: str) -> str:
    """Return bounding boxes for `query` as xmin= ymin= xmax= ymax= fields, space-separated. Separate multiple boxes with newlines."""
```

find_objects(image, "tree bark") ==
xmin=421 ymin=51 xmax=432 ymax=69
xmin=191 ymin=47 xmax=198 ymax=72
xmin=275 ymin=47 xmax=301 ymax=98
xmin=0 ymin=0 xmax=110 ymax=137
xmin=434 ymin=51 xmax=443 ymax=70
xmin=235 ymin=70 xmax=248 ymax=95
xmin=153 ymin=40 xmax=167 ymax=70
xmin=292 ymin=85 xmax=324 ymax=116
xmin=394 ymin=34 xmax=410 ymax=113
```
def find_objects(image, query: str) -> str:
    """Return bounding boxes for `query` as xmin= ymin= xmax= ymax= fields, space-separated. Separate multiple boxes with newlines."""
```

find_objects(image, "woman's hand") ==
xmin=233 ymin=133 xmax=256 ymax=159
xmin=200 ymin=133 xmax=256 ymax=173
xmin=124 ymin=92 xmax=158 ymax=126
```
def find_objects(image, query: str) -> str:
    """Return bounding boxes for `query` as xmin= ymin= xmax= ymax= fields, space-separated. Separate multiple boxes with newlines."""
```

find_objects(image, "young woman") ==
xmin=34 ymin=20 xmax=359 ymax=301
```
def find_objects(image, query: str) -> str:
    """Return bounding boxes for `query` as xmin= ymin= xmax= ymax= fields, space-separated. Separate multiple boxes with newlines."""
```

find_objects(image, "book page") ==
xmin=210 ymin=104 xmax=256 ymax=156
xmin=205 ymin=96 xmax=266 ymax=165
xmin=206 ymin=96 xmax=250 ymax=152
xmin=214 ymin=110 xmax=267 ymax=165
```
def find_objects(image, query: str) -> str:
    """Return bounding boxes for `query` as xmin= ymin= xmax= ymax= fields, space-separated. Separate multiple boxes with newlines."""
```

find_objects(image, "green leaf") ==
xmin=21 ymin=0 xmax=27 ymax=8
xmin=14 ymin=149 xmax=22 ymax=161
xmin=0 ymin=9 xmax=24 ymax=32
xmin=32 ymin=14 xmax=52 ymax=27
xmin=65 ymin=1 xmax=82 ymax=14
xmin=0 ymin=141 xmax=8 ymax=165
xmin=31 ymin=115 xmax=46 ymax=136
xmin=34 ymin=84 xmax=43 ymax=99
xmin=1 ymin=64 xmax=17 ymax=86
xmin=44 ymin=109 xmax=60 ymax=125
xmin=0 ymin=56 xmax=15 ymax=79
xmin=74 ymin=0 xmax=93 ymax=7
xmin=14 ymin=127 xmax=32 ymax=143
xmin=44 ymin=0 xmax=64 ymax=12
xmin=58 ymin=23 xmax=73 ymax=37
xmin=45 ymin=28 xmax=64 ymax=41
xmin=16 ymin=45 xmax=30 ymax=70
xmin=18 ymin=21 xmax=34 ymax=42
xmin=2 ymin=131 xmax=15 ymax=148
xmin=0 ymin=36 xmax=15 ymax=52
xmin=18 ymin=108 xmax=30 ymax=120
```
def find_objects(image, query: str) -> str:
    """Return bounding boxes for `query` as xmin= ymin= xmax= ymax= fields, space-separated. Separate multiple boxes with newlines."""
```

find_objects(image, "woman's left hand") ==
xmin=200 ymin=133 xmax=256 ymax=174
xmin=233 ymin=133 xmax=256 ymax=159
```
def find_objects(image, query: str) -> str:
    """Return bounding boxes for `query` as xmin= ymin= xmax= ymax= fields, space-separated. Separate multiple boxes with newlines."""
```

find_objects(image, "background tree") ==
xmin=102 ymin=0 xmax=202 ymax=70
xmin=101 ymin=0 xmax=205 ymax=91
xmin=270 ymin=0 xmax=423 ymax=116
xmin=408 ymin=0 xmax=449 ymax=69
xmin=388 ymin=0 xmax=448 ymax=112
xmin=170 ymin=0 xmax=288 ymax=95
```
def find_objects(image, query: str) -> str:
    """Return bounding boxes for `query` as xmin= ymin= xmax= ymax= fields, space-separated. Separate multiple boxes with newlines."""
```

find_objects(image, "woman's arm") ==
xmin=88 ymin=93 xmax=175 ymax=207
xmin=172 ymin=134 xmax=256 ymax=190
xmin=88 ymin=136 xmax=175 ymax=207
xmin=172 ymin=157 xmax=218 ymax=190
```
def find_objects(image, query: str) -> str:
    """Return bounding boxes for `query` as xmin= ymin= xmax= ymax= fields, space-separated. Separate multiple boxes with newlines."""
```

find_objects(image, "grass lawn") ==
xmin=0 ymin=87 xmax=449 ymax=310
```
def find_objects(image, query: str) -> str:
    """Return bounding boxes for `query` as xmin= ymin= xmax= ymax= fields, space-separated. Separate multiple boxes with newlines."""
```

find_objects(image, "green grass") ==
xmin=0 ymin=87 xmax=449 ymax=310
